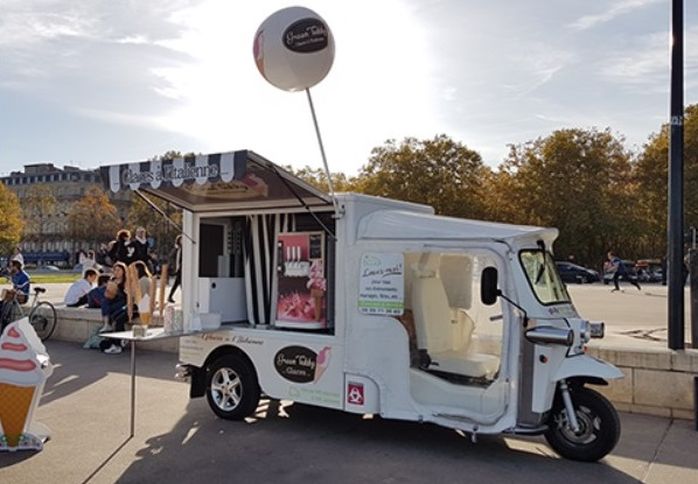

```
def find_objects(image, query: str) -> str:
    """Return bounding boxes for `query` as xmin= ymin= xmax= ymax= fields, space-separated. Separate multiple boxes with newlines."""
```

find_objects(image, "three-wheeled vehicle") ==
xmin=102 ymin=150 xmax=622 ymax=462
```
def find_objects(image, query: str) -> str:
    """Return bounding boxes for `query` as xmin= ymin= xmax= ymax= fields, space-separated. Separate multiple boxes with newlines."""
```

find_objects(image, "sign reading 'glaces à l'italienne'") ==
xmin=121 ymin=162 xmax=220 ymax=186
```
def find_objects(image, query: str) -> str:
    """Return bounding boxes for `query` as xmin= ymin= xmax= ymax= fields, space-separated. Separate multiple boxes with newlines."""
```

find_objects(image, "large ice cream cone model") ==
xmin=0 ymin=318 xmax=53 ymax=451
xmin=0 ymin=385 xmax=35 ymax=447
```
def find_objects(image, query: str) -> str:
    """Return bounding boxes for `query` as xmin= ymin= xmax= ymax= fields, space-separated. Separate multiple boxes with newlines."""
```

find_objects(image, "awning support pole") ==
xmin=134 ymin=189 xmax=196 ymax=245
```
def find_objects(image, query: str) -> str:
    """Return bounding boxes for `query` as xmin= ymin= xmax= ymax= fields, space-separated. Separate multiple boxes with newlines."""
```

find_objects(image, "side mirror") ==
xmin=481 ymin=267 xmax=499 ymax=306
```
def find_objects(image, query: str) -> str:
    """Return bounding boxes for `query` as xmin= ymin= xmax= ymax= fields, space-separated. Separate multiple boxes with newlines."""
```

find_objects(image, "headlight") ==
xmin=589 ymin=322 xmax=605 ymax=338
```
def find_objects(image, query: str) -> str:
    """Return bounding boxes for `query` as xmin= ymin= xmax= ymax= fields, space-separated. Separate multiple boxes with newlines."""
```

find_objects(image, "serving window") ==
xmin=197 ymin=211 xmax=335 ymax=333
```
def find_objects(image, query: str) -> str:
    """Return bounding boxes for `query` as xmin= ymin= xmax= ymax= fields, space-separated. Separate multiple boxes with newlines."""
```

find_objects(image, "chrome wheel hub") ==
xmin=210 ymin=368 xmax=242 ymax=411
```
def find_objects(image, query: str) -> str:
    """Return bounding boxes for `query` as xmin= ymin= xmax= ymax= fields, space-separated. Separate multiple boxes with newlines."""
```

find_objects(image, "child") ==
xmin=64 ymin=269 xmax=98 ymax=307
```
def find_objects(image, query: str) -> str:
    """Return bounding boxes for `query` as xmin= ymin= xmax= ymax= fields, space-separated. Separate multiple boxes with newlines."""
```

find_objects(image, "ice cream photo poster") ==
xmin=0 ymin=318 xmax=54 ymax=451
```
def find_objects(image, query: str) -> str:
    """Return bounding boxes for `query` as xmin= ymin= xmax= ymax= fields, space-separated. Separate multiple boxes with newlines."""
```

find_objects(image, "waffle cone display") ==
xmin=0 ymin=383 xmax=36 ymax=448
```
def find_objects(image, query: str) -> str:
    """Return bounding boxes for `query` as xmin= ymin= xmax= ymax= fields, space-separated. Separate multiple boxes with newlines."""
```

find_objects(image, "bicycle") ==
xmin=0 ymin=286 xmax=57 ymax=341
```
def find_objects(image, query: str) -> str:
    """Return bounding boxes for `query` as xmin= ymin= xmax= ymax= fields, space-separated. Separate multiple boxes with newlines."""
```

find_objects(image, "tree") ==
xmin=0 ymin=183 xmax=24 ymax=256
xmin=285 ymin=165 xmax=356 ymax=193
xmin=494 ymin=128 xmax=638 ymax=268
xmin=22 ymin=184 xmax=57 ymax=241
xmin=635 ymin=103 xmax=698 ymax=256
xmin=354 ymin=135 xmax=492 ymax=219
xmin=67 ymin=186 xmax=120 ymax=245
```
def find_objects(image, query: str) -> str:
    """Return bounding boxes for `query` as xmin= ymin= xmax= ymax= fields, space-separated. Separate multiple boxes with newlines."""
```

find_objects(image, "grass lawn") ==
xmin=30 ymin=272 xmax=81 ymax=284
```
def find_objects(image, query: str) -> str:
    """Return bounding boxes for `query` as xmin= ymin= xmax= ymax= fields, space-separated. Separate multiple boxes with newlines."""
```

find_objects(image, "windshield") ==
xmin=519 ymin=250 xmax=571 ymax=305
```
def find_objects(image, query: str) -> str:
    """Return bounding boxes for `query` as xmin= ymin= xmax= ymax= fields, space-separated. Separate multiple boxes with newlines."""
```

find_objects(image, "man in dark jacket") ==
xmin=608 ymin=251 xmax=641 ymax=292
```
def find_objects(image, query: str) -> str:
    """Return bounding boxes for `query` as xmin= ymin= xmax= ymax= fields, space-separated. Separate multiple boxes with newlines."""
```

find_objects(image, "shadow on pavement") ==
xmin=17 ymin=340 xmax=696 ymax=483
xmin=40 ymin=340 xmax=178 ymax=406
xmin=114 ymin=400 xmax=644 ymax=484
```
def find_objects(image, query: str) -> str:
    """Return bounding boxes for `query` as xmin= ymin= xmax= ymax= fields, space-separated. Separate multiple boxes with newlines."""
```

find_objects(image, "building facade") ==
xmin=1 ymin=163 xmax=131 ymax=266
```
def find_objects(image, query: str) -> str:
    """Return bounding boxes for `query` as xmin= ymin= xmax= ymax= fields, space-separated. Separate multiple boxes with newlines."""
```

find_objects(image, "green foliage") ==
xmin=496 ymin=128 xmax=637 ymax=267
xmin=287 ymin=165 xmax=356 ymax=193
xmin=0 ymin=183 xmax=23 ymax=255
xmin=635 ymin=104 xmax=698 ymax=255
xmin=354 ymin=135 xmax=492 ymax=220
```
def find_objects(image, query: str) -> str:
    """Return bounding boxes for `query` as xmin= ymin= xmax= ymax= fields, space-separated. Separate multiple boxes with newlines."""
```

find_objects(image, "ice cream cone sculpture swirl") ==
xmin=306 ymin=260 xmax=326 ymax=322
xmin=314 ymin=346 xmax=331 ymax=382
xmin=0 ymin=318 xmax=53 ymax=451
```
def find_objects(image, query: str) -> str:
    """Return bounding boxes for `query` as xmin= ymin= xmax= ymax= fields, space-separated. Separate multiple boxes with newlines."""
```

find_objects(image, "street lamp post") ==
xmin=668 ymin=0 xmax=684 ymax=350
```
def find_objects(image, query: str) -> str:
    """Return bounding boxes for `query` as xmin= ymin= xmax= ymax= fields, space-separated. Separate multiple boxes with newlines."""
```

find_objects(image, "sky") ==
xmin=0 ymin=0 xmax=696 ymax=177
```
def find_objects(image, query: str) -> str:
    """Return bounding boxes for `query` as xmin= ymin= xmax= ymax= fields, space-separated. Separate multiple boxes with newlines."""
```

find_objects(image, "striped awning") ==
xmin=100 ymin=150 xmax=332 ymax=212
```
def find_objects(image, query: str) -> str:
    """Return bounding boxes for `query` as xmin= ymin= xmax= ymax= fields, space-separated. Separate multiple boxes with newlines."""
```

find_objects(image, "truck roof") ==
xmin=357 ymin=209 xmax=558 ymax=244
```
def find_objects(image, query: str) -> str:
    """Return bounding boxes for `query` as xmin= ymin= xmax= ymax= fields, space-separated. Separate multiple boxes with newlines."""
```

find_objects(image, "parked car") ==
xmin=603 ymin=259 xmax=639 ymax=284
xmin=635 ymin=259 xmax=663 ymax=283
xmin=555 ymin=261 xmax=600 ymax=284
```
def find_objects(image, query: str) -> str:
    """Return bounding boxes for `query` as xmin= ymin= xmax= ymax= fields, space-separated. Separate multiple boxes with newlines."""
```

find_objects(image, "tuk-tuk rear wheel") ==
xmin=544 ymin=386 xmax=620 ymax=462
xmin=206 ymin=354 xmax=260 ymax=420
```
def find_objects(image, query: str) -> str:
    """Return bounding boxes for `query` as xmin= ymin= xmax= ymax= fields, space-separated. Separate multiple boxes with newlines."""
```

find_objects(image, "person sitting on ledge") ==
xmin=87 ymin=274 xmax=112 ymax=309
xmin=64 ymin=269 xmax=98 ymax=307
xmin=99 ymin=281 xmax=130 ymax=355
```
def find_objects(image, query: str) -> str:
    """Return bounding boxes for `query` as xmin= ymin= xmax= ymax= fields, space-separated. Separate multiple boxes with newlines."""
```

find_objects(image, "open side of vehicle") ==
xmin=102 ymin=150 xmax=623 ymax=462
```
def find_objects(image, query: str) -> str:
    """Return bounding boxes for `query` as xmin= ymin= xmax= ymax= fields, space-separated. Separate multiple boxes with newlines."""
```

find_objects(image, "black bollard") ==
xmin=688 ymin=249 xmax=698 ymax=348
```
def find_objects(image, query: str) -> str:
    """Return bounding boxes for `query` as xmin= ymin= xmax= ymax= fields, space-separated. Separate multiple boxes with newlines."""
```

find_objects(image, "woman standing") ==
xmin=130 ymin=226 xmax=152 ymax=271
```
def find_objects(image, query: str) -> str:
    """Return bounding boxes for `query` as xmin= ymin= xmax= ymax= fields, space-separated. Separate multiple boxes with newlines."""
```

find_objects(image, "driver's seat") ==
xmin=412 ymin=268 xmax=499 ymax=379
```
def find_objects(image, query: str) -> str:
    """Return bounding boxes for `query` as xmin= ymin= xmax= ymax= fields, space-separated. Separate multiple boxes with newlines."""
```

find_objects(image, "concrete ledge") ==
xmin=52 ymin=310 xmax=697 ymax=420
xmin=54 ymin=307 xmax=178 ymax=353
xmin=587 ymin=345 xmax=698 ymax=420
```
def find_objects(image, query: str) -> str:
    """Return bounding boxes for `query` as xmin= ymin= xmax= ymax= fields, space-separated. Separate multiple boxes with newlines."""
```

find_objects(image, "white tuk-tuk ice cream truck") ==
xmin=102 ymin=150 xmax=622 ymax=462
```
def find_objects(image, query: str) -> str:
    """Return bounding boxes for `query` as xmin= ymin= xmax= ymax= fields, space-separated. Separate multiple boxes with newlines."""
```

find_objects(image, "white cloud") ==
xmin=568 ymin=0 xmax=663 ymax=31
xmin=600 ymin=27 xmax=698 ymax=90
xmin=143 ymin=0 xmax=444 ymax=173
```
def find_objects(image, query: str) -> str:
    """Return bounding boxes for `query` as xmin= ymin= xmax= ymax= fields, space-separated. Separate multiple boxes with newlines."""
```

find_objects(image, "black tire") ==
xmin=545 ymin=386 xmax=621 ymax=462
xmin=206 ymin=354 xmax=260 ymax=420
xmin=29 ymin=301 xmax=57 ymax=341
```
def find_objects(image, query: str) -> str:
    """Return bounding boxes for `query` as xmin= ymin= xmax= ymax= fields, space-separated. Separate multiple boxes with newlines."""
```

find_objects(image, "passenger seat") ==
xmin=411 ymin=268 xmax=499 ymax=379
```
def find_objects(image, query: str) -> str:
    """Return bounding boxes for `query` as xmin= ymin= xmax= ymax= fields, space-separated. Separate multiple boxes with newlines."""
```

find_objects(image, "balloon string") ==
xmin=305 ymin=88 xmax=340 ymax=219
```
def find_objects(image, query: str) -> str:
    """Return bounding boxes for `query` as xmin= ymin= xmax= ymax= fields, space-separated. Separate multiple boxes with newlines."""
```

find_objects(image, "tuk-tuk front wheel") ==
xmin=544 ymin=386 xmax=620 ymax=462
xmin=206 ymin=354 xmax=260 ymax=420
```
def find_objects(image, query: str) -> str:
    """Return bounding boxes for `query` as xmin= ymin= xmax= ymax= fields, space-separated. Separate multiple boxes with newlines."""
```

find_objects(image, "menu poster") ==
xmin=276 ymin=232 xmax=326 ymax=327
xmin=358 ymin=253 xmax=404 ymax=316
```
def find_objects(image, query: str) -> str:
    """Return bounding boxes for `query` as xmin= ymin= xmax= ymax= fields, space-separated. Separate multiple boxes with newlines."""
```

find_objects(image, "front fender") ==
xmin=532 ymin=353 xmax=623 ymax=414
xmin=554 ymin=355 xmax=623 ymax=382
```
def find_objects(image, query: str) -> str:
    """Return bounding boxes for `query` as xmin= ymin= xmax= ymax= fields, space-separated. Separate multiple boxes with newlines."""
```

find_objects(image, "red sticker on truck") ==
xmin=347 ymin=382 xmax=364 ymax=405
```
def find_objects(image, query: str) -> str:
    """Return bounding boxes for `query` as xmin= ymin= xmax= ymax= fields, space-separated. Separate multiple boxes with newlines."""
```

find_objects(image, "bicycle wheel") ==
xmin=29 ymin=301 xmax=57 ymax=341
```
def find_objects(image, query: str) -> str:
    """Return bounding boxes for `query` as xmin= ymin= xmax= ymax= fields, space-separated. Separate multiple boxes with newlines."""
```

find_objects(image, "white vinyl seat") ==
xmin=412 ymin=269 xmax=499 ymax=379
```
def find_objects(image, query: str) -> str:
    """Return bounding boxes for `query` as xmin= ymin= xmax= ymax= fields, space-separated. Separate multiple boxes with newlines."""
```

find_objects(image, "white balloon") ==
xmin=253 ymin=6 xmax=335 ymax=92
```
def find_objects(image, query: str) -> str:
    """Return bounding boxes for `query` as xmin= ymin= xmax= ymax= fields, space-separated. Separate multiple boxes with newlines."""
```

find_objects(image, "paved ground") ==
xmin=567 ymin=283 xmax=694 ymax=348
xmin=0 ymin=341 xmax=696 ymax=484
